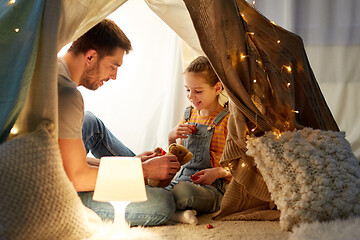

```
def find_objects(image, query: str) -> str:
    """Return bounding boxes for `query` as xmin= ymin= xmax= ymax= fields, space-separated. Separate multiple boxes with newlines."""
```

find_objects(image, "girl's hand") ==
xmin=168 ymin=123 xmax=196 ymax=144
xmin=190 ymin=168 xmax=219 ymax=185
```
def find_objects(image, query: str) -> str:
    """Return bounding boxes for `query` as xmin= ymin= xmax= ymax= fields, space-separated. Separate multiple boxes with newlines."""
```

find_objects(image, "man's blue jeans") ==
xmin=79 ymin=111 xmax=175 ymax=226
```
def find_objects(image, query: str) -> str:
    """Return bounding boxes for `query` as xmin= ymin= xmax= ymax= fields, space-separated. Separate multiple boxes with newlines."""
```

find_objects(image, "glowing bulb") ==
xmin=10 ymin=127 xmax=18 ymax=135
xmin=287 ymin=82 xmax=291 ymax=87
xmin=251 ymin=128 xmax=256 ymax=132
xmin=241 ymin=163 xmax=246 ymax=168
xmin=274 ymin=133 xmax=282 ymax=139
xmin=277 ymin=40 xmax=281 ymax=44
xmin=241 ymin=13 xmax=245 ymax=17
xmin=14 ymin=28 xmax=19 ymax=32
xmin=248 ymin=32 xmax=255 ymax=35
xmin=284 ymin=65 xmax=292 ymax=72
xmin=240 ymin=54 xmax=248 ymax=60
xmin=253 ymin=0 xmax=255 ymax=6
xmin=273 ymin=130 xmax=282 ymax=139
xmin=9 ymin=0 xmax=16 ymax=4
xmin=253 ymin=79 xmax=257 ymax=83
xmin=292 ymin=110 xmax=299 ymax=113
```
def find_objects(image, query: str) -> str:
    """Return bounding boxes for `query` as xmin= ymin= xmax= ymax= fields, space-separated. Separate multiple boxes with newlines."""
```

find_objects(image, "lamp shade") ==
xmin=93 ymin=157 xmax=147 ymax=202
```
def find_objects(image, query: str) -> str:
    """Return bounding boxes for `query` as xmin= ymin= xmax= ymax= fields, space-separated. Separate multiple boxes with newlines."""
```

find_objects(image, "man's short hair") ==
xmin=68 ymin=19 xmax=132 ymax=57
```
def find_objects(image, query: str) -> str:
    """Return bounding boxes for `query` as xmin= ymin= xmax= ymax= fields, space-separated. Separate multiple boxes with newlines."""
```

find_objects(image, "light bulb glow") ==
xmin=14 ymin=28 xmax=19 ymax=32
xmin=277 ymin=40 xmax=281 ymax=44
xmin=274 ymin=132 xmax=282 ymax=139
xmin=241 ymin=163 xmax=246 ymax=168
xmin=284 ymin=65 xmax=292 ymax=72
xmin=287 ymin=82 xmax=291 ymax=87
xmin=9 ymin=0 xmax=16 ymax=4
xmin=10 ymin=127 xmax=18 ymax=135
xmin=253 ymin=79 xmax=257 ymax=83
xmin=240 ymin=54 xmax=248 ymax=60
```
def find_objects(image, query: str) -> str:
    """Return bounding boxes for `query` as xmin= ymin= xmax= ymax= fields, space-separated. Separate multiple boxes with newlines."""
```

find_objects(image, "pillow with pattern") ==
xmin=246 ymin=128 xmax=360 ymax=230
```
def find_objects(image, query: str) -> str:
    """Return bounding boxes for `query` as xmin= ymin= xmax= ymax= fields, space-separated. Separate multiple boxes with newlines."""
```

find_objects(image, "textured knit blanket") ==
xmin=246 ymin=128 xmax=360 ymax=230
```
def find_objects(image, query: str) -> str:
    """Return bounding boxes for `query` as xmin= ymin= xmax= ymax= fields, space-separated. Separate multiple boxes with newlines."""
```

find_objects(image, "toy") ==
xmin=146 ymin=143 xmax=193 ymax=187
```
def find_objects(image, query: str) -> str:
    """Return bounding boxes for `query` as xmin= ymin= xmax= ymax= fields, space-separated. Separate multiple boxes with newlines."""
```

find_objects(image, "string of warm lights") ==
xmin=251 ymin=114 xmax=258 ymax=132
xmin=8 ymin=0 xmax=20 ymax=33
xmin=8 ymin=0 xmax=19 ymax=137
xmin=245 ymin=2 xmax=299 ymax=137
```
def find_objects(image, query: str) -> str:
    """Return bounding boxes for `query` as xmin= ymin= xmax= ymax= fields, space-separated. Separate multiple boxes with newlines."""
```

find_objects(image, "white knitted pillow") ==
xmin=0 ymin=121 xmax=94 ymax=239
xmin=246 ymin=128 xmax=360 ymax=231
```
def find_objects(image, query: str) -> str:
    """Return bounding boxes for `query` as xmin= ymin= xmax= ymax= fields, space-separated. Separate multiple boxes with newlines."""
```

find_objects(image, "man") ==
xmin=58 ymin=19 xmax=180 ymax=226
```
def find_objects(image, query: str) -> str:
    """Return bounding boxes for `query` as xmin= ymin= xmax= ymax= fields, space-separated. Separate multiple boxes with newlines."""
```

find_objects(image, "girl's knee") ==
xmin=171 ymin=181 xmax=197 ymax=209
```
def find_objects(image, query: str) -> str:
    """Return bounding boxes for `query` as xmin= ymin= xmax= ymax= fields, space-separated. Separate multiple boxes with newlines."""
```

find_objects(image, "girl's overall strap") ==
xmin=213 ymin=108 xmax=230 ymax=125
xmin=184 ymin=106 xmax=193 ymax=121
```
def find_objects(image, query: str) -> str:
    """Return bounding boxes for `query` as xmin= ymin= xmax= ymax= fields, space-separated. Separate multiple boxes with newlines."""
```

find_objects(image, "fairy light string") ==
xmin=241 ymin=2 xmax=299 ymax=137
xmin=8 ymin=0 xmax=20 ymax=33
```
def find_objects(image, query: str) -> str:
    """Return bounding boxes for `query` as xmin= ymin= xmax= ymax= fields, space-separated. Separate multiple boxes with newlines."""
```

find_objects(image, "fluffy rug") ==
xmin=290 ymin=216 xmax=360 ymax=240
xmin=86 ymin=214 xmax=288 ymax=240
xmin=84 ymin=213 xmax=360 ymax=240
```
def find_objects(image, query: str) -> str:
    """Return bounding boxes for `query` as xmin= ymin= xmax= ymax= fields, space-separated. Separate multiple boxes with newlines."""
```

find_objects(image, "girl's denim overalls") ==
xmin=171 ymin=106 xmax=229 ymax=194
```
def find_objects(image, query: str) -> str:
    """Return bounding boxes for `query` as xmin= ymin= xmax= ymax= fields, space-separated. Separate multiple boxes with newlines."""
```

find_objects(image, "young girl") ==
xmin=167 ymin=56 xmax=231 ymax=224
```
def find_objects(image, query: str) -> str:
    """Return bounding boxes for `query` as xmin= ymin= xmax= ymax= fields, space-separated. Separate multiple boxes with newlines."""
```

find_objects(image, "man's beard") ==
xmin=80 ymin=62 xmax=100 ymax=90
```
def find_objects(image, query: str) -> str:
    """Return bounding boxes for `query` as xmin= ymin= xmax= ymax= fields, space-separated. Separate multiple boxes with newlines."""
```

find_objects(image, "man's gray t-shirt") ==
xmin=58 ymin=57 xmax=84 ymax=139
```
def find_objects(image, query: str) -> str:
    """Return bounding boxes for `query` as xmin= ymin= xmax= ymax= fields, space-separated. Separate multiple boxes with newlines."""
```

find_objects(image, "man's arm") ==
xmin=58 ymin=138 xmax=98 ymax=192
xmin=59 ymin=138 xmax=181 ymax=192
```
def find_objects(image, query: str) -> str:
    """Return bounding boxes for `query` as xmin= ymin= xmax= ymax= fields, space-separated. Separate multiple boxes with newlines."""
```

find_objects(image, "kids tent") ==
xmin=1 ymin=0 xmax=359 ymax=238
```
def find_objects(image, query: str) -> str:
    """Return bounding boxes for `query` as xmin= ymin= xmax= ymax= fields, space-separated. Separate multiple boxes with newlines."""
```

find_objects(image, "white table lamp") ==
xmin=93 ymin=157 xmax=147 ymax=229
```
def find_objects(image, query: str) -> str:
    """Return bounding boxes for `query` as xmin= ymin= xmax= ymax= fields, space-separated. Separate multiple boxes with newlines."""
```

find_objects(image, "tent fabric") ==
xmin=0 ymin=0 xmax=128 ymax=143
xmin=0 ymin=0 xmax=45 ymax=142
xmin=0 ymin=0 xmax=358 ymax=235
xmin=183 ymin=0 xmax=339 ymax=220
xmin=144 ymin=0 xmax=203 ymax=57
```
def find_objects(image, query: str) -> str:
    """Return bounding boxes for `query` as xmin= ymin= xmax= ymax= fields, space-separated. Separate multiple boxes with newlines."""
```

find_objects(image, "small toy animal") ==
xmin=147 ymin=143 xmax=193 ymax=187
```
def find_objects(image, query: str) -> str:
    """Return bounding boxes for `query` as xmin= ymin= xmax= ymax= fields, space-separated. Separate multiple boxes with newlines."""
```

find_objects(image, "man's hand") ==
xmin=136 ymin=151 xmax=156 ymax=162
xmin=142 ymin=155 xmax=180 ymax=180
